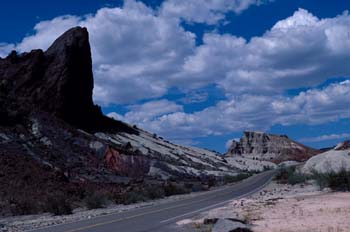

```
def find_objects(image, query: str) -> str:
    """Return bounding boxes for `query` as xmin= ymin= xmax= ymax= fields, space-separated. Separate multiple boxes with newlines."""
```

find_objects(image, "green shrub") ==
xmin=84 ymin=192 xmax=106 ymax=210
xmin=44 ymin=194 xmax=72 ymax=215
xmin=224 ymin=173 xmax=252 ymax=184
xmin=287 ymin=172 xmax=308 ymax=185
xmin=275 ymin=166 xmax=307 ymax=185
xmin=164 ymin=183 xmax=190 ymax=196
xmin=312 ymin=168 xmax=350 ymax=191
xmin=144 ymin=185 xmax=165 ymax=200
xmin=123 ymin=191 xmax=147 ymax=204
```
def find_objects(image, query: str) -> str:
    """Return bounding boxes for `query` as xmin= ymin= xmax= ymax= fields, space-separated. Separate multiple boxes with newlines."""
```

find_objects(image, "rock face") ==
xmin=0 ymin=27 xmax=135 ymax=133
xmin=212 ymin=218 xmax=251 ymax=232
xmin=226 ymin=131 xmax=320 ymax=163
xmin=334 ymin=140 xmax=350 ymax=150
xmin=0 ymin=27 xmax=244 ymax=215
xmin=95 ymin=129 xmax=238 ymax=180
xmin=302 ymin=141 xmax=350 ymax=174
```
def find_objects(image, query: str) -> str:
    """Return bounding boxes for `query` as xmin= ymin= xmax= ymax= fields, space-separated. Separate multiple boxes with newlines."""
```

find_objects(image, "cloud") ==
xmin=273 ymin=80 xmax=350 ymax=125
xmin=0 ymin=43 xmax=15 ymax=58
xmin=0 ymin=0 xmax=275 ymax=105
xmin=1 ymin=3 xmax=350 ymax=142
xmin=5 ymin=6 xmax=350 ymax=105
xmin=114 ymin=80 xmax=350 ymax=140
xmin=299 ymin=133 xmax=350 ymax=143
xmin=225 ymin=140 xmax=233 ymax=149
xmin=125 ymin=100 xmax=183 ymax=123
xmin=126 ymin=94 xmax=276 ymax=139
xmin=178 ymin=9 xmax=350 ymax=96
xmin=160 ymin=0 xmax=264 ymax=25
xmin=16 ymin=15 xmax=81 ymax=52
xmin=3 ymin=0 xmax=196 ymax=104
xmin=81 ymin=1 xmax=196 ymax=104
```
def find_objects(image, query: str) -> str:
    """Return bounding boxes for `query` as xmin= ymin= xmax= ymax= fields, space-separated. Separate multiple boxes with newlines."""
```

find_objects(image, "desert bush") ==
xmin=275 ymin=166 xmax=294 ymax=183
xmin=312 ymin=168 xmax=350 ymax=191
xmin=44 ymin=194 xmax=72 ymax=215
xmin=84 ymin=192 xmax=106 ymax=210
xmin=164 ymin=183 xmax=190 ymax=196
xmin=275 ymin=166 xmax=307 ymax=185
xmin=144 ymin=185 xmax=165 ymax=200
xmin=123 ymin=191 xmax=147 ymax=204
xmin=11 ymin=199 xmax=39 ymax=215
xmin=224 ymin=173 xmax=251 ymax=184
xmin=287 ymin=172 xmax=308 ymax=185
xmin=189 ymin=183 xmax=207 ymax=192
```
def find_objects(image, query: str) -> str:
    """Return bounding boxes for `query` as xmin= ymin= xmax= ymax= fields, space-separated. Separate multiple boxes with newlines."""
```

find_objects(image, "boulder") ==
xmin=212 ymin=218 xmax=251 ymax=232
xmin=302 ymin=146 xmax=350 ymax=174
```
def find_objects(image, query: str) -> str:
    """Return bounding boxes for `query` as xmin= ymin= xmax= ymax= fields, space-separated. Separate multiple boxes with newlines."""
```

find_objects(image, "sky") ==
xmin=1 ymin=0 xmax=350 ymax=153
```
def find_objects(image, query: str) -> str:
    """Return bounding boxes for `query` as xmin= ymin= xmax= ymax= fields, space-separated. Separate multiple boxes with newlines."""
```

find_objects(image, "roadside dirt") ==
xmin=179 ymin=181 xmax=350 ymax=232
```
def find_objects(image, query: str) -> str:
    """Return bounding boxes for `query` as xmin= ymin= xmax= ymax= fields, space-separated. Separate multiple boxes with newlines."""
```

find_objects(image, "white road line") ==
xmin=27 ymin=172 xmax=274 ymax=231
xmin=160 ymin=173 xmax=273 ymax=224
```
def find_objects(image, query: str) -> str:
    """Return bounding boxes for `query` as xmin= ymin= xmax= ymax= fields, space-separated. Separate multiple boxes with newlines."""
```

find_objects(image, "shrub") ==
xmin=224 ymin=173 xmax=252 ymax=184
xmin=123 ymin=191 xmax=147 ymax=204
xmin=287 ymin=172 xmax=308 ymax=185
xmin=164 ymin=183 xmax=190 ymax=196
xmin=44 ymin=194 xmax=72 ymax=215
xmin=275 ymin=166 xmax=307 ymax=185
xmin=188 ymin=183 xmax=207 ymax=192
xmin=312 ymin=168 xmax=350 ymax=191
xmin=84 ymin=192 xmax=106 ymax=210
xmin=11 ymin=199 xmax=39 ymax=215
xmin=144 ymin=185 xmax=165 ymax=200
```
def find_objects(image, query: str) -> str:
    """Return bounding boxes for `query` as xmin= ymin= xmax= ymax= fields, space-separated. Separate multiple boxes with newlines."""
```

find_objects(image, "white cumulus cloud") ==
xmin=1 ymin=3 xmax=350 ymax=143
xmin=299 ymin=133 xmax=350 ymax=143
xmin=160 ymin=0 xmax=265 ymax=25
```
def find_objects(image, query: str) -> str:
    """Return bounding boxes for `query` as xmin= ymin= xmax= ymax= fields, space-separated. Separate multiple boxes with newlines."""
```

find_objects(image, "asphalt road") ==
xmin=30 ymin=170 xmax=275 ymax=232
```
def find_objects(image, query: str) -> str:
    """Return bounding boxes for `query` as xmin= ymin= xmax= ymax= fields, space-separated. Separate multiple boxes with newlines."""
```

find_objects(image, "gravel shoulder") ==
xmin=177 ymin=181 xmax=350 ymax=232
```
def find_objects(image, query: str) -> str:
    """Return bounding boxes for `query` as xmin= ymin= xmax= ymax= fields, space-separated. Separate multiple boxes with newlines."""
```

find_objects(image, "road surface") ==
xmin=31 ymin=170 xmax=275 ymax=232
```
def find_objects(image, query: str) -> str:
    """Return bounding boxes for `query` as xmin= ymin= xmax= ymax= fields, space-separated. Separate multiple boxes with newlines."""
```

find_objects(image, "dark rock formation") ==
xmin=226 ymin=131 xmax=320 ymax=163
xmin=0 ymin=27 xmax=136 ymax=133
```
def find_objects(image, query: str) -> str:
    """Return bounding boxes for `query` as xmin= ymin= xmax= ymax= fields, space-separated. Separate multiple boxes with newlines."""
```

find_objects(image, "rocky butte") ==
xmin=225 ymin=131 xmax=320 ymax=163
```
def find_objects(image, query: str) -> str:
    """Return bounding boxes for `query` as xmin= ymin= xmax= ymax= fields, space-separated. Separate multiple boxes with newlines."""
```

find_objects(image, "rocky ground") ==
xmin=177 ymin=181 xmax=350 ymax=232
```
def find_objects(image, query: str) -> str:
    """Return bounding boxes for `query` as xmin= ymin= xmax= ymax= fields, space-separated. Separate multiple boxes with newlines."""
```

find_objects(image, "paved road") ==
xmin=31 ymin=170 xmax=275 ymax=232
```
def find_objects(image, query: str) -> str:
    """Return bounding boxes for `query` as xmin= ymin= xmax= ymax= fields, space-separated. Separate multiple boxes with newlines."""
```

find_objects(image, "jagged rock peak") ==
xmin=334 ymin=140 xmax=350 ymax=150
xmin=225 ymin=131 xmax=320 ymax=163
xmin=43 ymin=27 xmax=95 ymax=127
xmin=0 ymin=27 xmax=136 ymax=133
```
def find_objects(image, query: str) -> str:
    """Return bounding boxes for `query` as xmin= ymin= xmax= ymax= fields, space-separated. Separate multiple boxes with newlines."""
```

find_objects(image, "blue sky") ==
xmin=1 ymin=0 xmax=350 ymax=152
